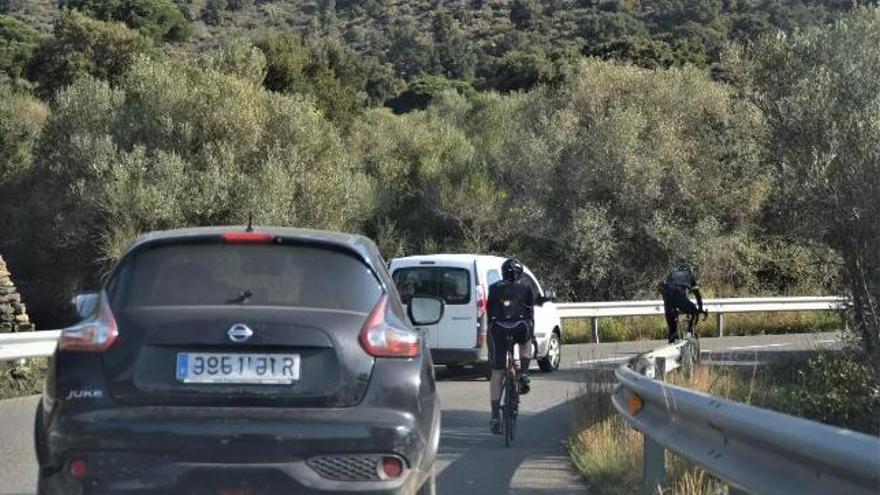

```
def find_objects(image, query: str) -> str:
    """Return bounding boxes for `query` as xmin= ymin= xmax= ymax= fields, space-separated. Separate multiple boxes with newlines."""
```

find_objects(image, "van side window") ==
xmin=487 ymin=269 xmax=501 ymax=286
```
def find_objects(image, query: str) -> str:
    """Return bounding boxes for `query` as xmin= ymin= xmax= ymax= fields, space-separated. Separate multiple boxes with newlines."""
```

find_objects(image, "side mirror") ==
xmin=408 ymin=296 xmax=445 ymax=326
xmin=539 ymin=290 xmax=557 ymax=305
xmin=71 ymin=292 xmax=100 ymax=320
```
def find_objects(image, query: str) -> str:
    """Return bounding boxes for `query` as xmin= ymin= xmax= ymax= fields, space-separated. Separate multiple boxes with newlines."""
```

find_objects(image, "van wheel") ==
xmin=538 ymin=332 xmax=561 ymax=372
xmin=477 ymin=362 xmax=492 ymax=380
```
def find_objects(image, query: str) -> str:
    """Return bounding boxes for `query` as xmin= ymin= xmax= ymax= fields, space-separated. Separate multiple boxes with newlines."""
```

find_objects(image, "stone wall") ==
xmin=0 ymin=254 xmax=34 ymax=333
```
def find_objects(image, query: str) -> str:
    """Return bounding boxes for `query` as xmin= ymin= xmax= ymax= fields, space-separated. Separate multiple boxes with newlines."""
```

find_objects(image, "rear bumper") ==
xmin=39 ymin=459 xmax=420 ymax=494
xmin=430 ymin=348 xmax=484 ymax=366
xmin=41 ymin=404 xmax=436 ymax=494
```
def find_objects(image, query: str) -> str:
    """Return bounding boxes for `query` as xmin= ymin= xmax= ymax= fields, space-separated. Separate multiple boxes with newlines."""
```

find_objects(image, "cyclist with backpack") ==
xmin=487 ymin=258 xmax=535 ymax=435
xmin=660 ymin=263 xmax=708 ymax=343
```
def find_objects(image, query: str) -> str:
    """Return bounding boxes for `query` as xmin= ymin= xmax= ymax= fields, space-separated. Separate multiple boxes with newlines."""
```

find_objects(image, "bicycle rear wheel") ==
xmin=503 ymin=371 xmax=517 ymax=447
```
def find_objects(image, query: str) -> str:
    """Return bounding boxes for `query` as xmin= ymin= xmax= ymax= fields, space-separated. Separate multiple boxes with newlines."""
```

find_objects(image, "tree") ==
xmin=728 ymin=9 xmax=880 ymax=366
xmin=201 ymin=0 xmax=227 ymax=25
xmin=510 ymin=0 xmax=541 ymax=30
xmin=585 ymin=37 xmax=680 ymax=69
xmin=430 ymin=8 xmax=476 ymax=79
xmin=387 ymin=74 xmax=475 ymax=113
xmin=0 ymin=82 xmax=46 ymax=185
xmin=227 ymin=0 xmax=253 ymax=11
xmin=386 ymin=20 xmax=433 ymax=79
xmin=59 ymin=0 xmax=190 ymax=41
xmin=11 ymin=57 xmax=368 ymax=324
xmin=26 ymin=11 xmax=155 ymax=98
xmin=0 ymin=15 xmax=41 ymax=82
xmin=485 ymin=46 xmax=557 ymax=92
xmin=464 ymin=59 xmax=768 ymax=297
xmin=255 ymin=33 xmax=366 ymax=126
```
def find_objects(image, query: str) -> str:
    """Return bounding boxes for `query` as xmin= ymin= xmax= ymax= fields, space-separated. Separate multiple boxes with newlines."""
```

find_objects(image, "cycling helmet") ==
xmin=678 ymin=263 xmax=692 ymax=273
xmin=502 ymin=258 xmax=524 ymax=282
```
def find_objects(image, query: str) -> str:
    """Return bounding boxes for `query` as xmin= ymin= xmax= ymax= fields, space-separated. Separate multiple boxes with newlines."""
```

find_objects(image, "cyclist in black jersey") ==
xmin=659 ymin=264 xmax=707 ymax=343
xmin=487 ymin=258 xmax=535 ymax=434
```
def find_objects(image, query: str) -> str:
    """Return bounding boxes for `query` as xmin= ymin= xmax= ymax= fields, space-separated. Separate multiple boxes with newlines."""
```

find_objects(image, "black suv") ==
xmin=35 ymin=227 xmax=443 ymax=494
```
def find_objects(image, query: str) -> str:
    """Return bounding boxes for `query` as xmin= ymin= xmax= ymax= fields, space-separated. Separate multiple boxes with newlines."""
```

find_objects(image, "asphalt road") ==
xmin=0 ymin=331 xmax=839 ymax=495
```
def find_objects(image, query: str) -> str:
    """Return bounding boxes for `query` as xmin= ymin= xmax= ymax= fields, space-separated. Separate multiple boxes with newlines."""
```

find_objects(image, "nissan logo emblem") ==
xmin=227 ymin=324 xmax=254 ymax=343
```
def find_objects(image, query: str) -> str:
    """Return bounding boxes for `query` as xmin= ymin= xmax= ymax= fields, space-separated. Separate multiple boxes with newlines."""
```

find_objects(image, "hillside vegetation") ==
xmin=0 ymin=1 xmax=877 ymax=366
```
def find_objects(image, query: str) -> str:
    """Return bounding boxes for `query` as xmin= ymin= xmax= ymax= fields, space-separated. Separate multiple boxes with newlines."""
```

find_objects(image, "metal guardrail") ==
xmin=613 ymin=340 xmax=880 ymax=495
xmin=0 ymin=330 xmax=60 ymax=361
xmin=0 ymin=296 xmax=849 ymax=362
xmin=557 ymin=296 xmax=847 ymax=343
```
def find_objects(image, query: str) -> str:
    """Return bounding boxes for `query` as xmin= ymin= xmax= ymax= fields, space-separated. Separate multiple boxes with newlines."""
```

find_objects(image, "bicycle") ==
xmin=500 ymin=333 xmax=520 ymax=448
xmin=678 ymin=310 xmax=707 ymax=378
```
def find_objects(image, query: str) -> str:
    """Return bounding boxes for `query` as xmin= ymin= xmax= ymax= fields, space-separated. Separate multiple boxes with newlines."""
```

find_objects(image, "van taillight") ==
xmin=475 ymin=285 xmax=487 ymax=348
xmin=476 ymin=285 xmax=487 ymax=318
xmin=359 ymin=296 xmax=420 ymax=358
xmin=59 ymin=293 xmax=118 ymax=352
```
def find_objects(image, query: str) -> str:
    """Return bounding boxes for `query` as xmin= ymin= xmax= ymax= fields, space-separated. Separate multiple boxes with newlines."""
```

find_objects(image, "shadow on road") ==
xmin=437 ymin=395 xmax=585 ymax=494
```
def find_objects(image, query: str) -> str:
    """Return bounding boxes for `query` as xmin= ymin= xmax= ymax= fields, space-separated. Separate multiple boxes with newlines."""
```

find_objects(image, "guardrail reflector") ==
xmin=627 ymin=392 xmax=644 ymax=415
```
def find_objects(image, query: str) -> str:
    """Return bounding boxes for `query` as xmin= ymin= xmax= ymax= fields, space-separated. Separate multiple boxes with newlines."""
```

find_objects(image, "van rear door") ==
xmin=391 ymin=259 xmax=476 ymax=351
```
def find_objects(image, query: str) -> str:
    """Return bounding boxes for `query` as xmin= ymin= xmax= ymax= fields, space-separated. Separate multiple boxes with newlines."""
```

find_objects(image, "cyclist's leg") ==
xmin=518 ymin=321 xmax=534 ymax=374
xmin=663 ymin=295 xmax=679 ymax=343
xmin=678 ymin=299 xmax=700 ymax=338
xmin=515 ymin=322 xmax=532 ymax=394
xmin=488 ymin=324 xmax=506 ymax=434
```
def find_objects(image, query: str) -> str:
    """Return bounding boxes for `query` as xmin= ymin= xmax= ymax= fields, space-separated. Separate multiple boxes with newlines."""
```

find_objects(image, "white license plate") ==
xmin=176 ymin=352 xmax=300 ymax=384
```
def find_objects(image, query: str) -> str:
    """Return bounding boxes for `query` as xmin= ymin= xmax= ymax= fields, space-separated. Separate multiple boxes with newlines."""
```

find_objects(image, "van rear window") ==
xmin=392 ymin=267 xmax=471 ymax=305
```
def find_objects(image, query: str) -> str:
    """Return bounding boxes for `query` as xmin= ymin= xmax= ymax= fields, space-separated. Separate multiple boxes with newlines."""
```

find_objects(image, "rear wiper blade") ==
xmin=227 ymin=289 xmax=254 ymax=304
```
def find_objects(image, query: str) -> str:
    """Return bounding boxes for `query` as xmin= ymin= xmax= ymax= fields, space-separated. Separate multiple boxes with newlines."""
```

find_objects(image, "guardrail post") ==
xmin=716 ymin=313 xmax=725 ymax=337
xmin=643 ymin=357 xmax=666 ymax=494
xmin=655 ymin=357 xmax=666 ymax=381
xmin=592 ymin=317 xmax=600 ymax=344
xmin=643 ymin=438 xmax=665 ymax=495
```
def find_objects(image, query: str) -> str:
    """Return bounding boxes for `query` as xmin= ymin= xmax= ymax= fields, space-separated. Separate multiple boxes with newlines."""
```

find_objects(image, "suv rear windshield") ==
xmin=392 ymin=267 xmax=471 ymax=305
xmin=112 ymin=243 xmax=382 ymax=313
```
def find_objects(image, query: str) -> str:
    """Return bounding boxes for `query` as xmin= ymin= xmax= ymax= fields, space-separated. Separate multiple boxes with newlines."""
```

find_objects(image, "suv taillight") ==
xmin=59 ymin=292 xmax=118 ymax=352
xmin=359 ymin=296 xmax=420 ymax=358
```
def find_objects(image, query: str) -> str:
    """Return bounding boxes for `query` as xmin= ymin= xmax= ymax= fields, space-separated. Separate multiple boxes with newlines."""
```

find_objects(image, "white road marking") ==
xmin=816 ymin=339 xmax=837 ymax=344
xmin=703 ymin=360 xmax=764 ymax=367
xmin=725 ymin=343 xmax=790 ymax=351
xmin=576 ymin=356 xmax=630 ymax=365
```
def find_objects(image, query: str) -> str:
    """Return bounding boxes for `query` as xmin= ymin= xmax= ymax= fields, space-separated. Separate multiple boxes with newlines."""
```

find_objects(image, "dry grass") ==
xmin=568 ymin=361 xmax=769 ymax=495
xmin=570 ymin=413 xmax=643 ymax=495
xmin=570 ymin=349 xmax=879 ymax=494
xmin=0 ymin=358 xmax=47 ymax=400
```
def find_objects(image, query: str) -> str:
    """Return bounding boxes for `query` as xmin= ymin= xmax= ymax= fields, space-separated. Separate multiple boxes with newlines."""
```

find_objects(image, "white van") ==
xmin=389 ymin=254 xmax=563 ymax=373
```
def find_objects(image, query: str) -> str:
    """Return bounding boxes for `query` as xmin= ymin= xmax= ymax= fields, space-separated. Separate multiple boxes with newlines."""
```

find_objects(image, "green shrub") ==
xmin=387 ymin=74 xmax=475 ymax=113
xmin=0 ymin=14 xmax=41 ymax=81
xmin=59 ymin=0 xmax=190 ymax=41
xmin=728 ymin=8 xmax=880 ymax=365
xmin=26 ymin=11 xmax=155 ymax=97
xmin=0 ymin=82 xmax=46 ymax=185
xmin=15 ymin=57 xmax=368 ymax=322
xmin=255 ymin=33 xmax=365 ymax=126
xmin=779 ymin=353 xmax=879 ymax=435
